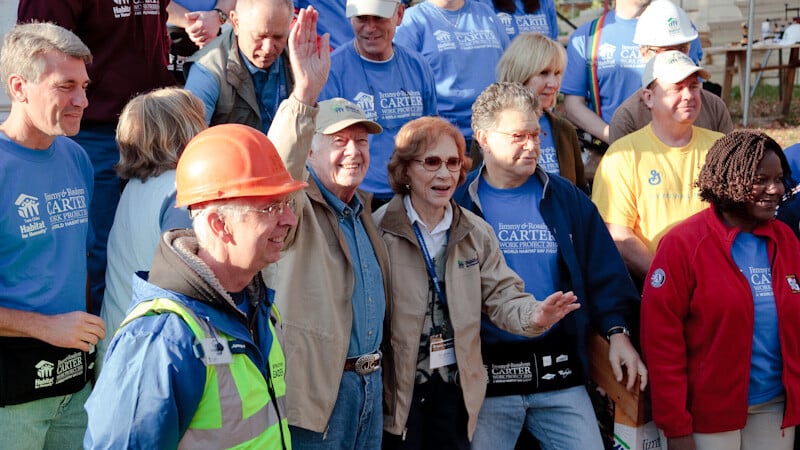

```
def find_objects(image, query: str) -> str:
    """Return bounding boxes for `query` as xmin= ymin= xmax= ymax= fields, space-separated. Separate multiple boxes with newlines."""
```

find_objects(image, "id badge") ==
xmin=200 ymin=338 xmax=233 ymax=365
xmin=429 ymin=334 xmax=456 ymax=369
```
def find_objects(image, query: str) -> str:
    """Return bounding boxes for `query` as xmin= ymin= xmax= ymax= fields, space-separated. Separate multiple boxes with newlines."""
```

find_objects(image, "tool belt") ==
xmin=0 ymin=337 xmax=94 ymax=406
xmin=482 ymin=330 xmax=581 ymax=397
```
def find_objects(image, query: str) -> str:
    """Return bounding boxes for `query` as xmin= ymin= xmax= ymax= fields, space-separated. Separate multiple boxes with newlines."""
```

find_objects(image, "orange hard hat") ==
xmin=175 ymin=123 xmax=307 ymax=207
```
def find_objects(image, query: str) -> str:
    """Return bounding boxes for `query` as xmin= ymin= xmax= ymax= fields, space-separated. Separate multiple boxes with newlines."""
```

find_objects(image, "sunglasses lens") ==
xmin=446 ymin=158 xmax=461 ymax=170
xmin=423 ymin=157 xmax=442 ymax=171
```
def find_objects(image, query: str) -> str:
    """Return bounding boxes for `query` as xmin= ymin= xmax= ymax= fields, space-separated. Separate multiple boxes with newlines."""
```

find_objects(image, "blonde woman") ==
xmin=497 ymin=32 xmax=587 ymax=191
xmin=98 ymin=88 xmax=207 ymax=368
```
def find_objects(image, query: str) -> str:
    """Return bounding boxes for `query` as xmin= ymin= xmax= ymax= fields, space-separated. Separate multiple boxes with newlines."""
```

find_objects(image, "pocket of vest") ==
xmin=0 ymin=337 xmax=94 ymax=406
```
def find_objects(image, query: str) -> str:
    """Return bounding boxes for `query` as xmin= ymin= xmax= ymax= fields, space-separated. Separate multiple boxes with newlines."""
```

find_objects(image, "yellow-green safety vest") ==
xmin=121 ymin=297 xmax=290 ymax=449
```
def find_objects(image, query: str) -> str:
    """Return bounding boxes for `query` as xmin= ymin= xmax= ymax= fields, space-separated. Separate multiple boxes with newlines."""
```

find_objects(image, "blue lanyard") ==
xmin=412 ymin=223 xmax=448 ymax=305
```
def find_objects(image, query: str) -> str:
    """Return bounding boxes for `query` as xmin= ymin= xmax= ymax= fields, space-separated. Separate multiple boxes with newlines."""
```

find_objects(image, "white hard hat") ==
xmin=634 ymin=0 xmax=698 ymax=47
xmin=780 ymin=23 xmax=800 ymax=46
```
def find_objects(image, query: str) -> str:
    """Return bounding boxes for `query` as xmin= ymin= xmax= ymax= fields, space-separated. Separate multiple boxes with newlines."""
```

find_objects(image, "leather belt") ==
xmin=344 ymin=352 xmax=381 ymax=375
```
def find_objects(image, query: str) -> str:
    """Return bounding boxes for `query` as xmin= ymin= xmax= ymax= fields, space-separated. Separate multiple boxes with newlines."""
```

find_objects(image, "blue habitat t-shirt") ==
xmin=476 ymin=0 xmax=559 ymax=40
xmin=394 ymin=0 xmax=509 ymax=140
xmin=0 ymin=133 xmax=93 ymax=316
xmin=731 ymin=231 xmax=784 ymax=405
xmin=321 ymin=42 xmax=438 ymax=197
xmin=477 ymin=174 xmax=559 ymax=300
xmin=477 ymin=174 xmax=560 ymax=344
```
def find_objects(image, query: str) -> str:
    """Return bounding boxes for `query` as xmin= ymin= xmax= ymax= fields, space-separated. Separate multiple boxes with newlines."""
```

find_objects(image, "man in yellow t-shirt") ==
xmin=592 ymin=51 xmax=723 ymax=281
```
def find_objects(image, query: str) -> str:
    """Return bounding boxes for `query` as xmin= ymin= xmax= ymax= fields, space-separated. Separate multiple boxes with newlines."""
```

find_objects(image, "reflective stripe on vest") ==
xmin=121 ymin=298 xmax=290 ymax=449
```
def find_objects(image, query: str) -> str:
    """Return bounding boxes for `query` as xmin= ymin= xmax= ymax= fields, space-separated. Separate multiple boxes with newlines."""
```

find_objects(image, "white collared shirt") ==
xmin=403 ymin=195 xmax=452 ymax=256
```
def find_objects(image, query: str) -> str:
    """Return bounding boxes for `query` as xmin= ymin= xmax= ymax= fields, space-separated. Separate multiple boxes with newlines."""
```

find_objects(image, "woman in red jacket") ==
xmin=641 ymin=130 xmax=800 ymax=450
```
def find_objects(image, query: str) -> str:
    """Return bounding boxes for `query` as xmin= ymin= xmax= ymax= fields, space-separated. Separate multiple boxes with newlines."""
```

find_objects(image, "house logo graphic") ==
xmin=35 ymin=360 xmax=55 ymax=389
xmin=354 ymin=92 xmax=375 ymax=115
xmin=15 ymin=193 xmax=47 ymax=239
xmin=15 ymin=193 xmax=39 ymax=219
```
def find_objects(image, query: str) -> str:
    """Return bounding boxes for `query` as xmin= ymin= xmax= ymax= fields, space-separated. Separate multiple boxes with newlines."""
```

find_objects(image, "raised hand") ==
xmin=288 ymin=6 xmax=331 ymax=105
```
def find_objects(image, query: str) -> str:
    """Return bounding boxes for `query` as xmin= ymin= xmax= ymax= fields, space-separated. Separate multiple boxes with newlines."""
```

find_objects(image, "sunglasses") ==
xmin=412 ymin=156 xmax=463 ymax=172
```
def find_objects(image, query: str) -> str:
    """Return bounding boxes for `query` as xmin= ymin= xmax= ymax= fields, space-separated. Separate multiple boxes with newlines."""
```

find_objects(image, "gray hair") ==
xmin=191 ymin=199 xmax=254 ymax=247
xmin=1 ymin=22 xmax=92 ymax=97
xmin=471 ymin=82 xmax=539 ymax=136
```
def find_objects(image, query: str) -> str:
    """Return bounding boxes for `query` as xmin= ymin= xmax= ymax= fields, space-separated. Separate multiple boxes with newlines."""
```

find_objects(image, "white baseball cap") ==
xmin=642 ymin=50 xmax=710 ymax=88
xmin=346 ymin=0 xmax=401 ymax=18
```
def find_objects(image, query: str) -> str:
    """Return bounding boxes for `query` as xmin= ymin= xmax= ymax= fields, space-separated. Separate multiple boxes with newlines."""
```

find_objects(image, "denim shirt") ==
xmin=241 ymin=53 xmax=286 ymax=134
xmin=308 ymin=167 xmax=385 ymax=357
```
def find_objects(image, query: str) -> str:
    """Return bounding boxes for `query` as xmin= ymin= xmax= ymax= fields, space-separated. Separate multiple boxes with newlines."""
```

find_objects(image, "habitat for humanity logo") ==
xmin=667 ymin=17 xmax=680 ymax=35
xmin=113 ymin=0 xmax=160 ymax=18
xmin=433 ymin=30 xmax=456 ymax=51
xmin=35 ymin=360 xmax=54 ymax=388
xmin=354 ymin=92 xmax=377 ymax=120
xmin=15 ymin=193 xmax=47 ymax=238
xmin=112 ymin=0 xmax=131 ymax=18
xmin=34 ymin=352 xmax=84 ymax=389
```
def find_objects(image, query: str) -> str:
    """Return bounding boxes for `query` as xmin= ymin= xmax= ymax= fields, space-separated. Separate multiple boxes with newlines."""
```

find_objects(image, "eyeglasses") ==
xmin=242 ymin=198 xmax=296 ymax=217
xmin=491 ymin=130 xmax=540 ymax=145
xmin=645 ymin=44 xmax=692 ymax=56
xmin=412 ymin=156 xmax=463 ymax=172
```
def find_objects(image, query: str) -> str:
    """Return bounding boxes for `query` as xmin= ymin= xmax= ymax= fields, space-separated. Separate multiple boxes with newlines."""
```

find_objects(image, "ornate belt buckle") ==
xmin=354 ymin=353 xmax=381 ymax=375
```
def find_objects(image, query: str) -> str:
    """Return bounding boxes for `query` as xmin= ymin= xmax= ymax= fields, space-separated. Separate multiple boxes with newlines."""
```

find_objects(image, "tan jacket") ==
xmin=262 ymin=97 xmax=392 ymax=432
xmin=374 ymin=196 xmax=544 ymax=440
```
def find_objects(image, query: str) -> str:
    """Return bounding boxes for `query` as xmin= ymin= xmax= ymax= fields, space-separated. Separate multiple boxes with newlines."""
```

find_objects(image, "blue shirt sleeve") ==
xmin=184 ymin=63 xmax=220 ymax=125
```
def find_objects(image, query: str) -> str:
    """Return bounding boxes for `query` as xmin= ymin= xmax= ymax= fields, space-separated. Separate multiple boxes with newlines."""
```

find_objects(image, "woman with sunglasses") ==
xmin=642 ymin=131 xmax=800 ymax=450
xmin=374 ymin=116 xmax=580 ymax=449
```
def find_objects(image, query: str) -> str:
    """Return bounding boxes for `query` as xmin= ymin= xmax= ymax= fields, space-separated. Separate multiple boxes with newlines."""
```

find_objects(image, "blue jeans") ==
xmin=72 ymin=124 xmax=121 ymax=314
xmin=290 ymin=368 xmax=383 ymax=449
xmin=471 ymin=385 xmax=604 ymax=450
xmin=0 ymin=383 xmax=91 ymax=450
